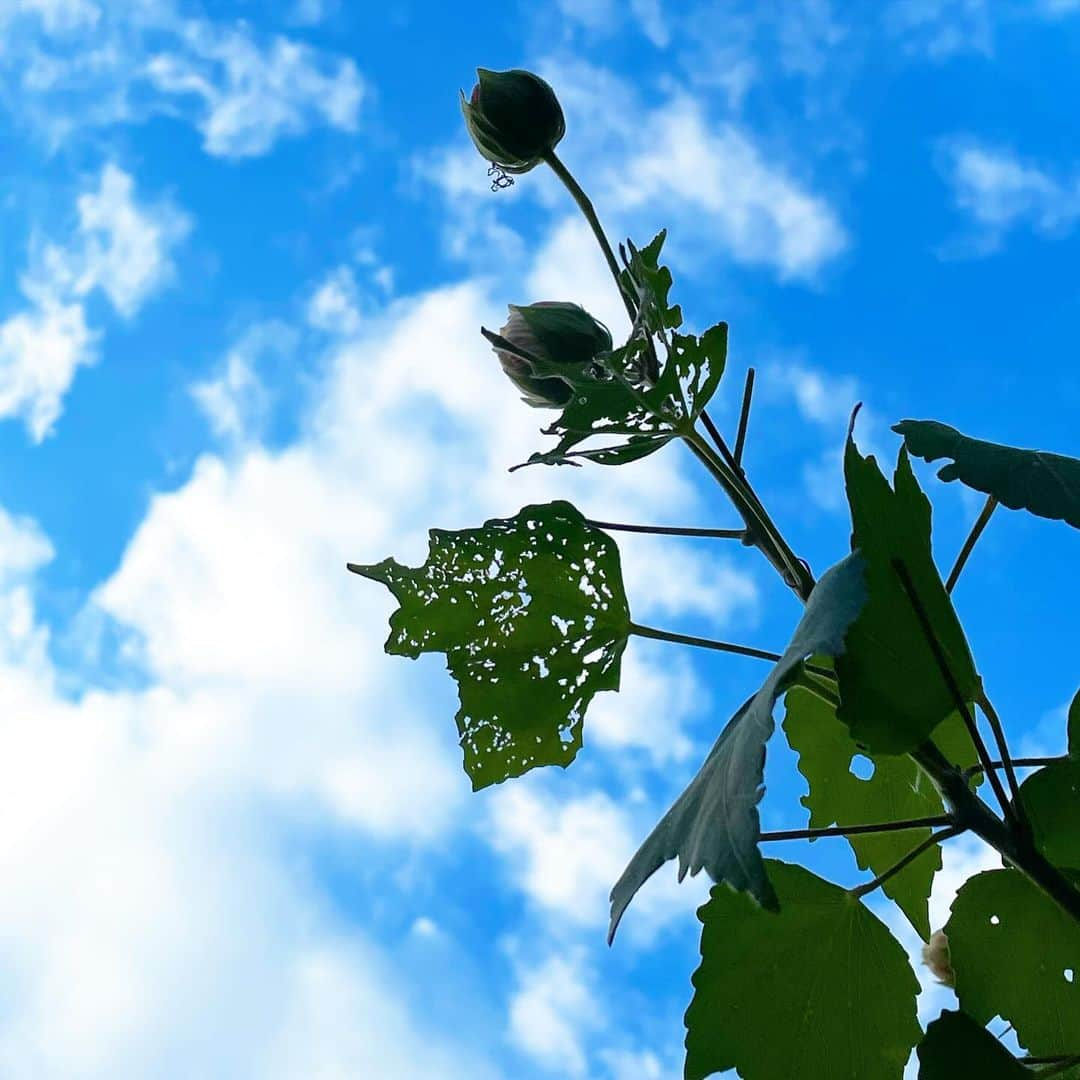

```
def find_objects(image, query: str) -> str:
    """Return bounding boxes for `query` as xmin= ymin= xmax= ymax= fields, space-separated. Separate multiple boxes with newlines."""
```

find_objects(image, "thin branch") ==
xmin=891 ymin=558 xmax=1015 ymax=824
xmin=852 ymin=826 xmax=963 ymax=900
xmin=761 ymin=816 xmax=951 ymax=843
xmin=976 ymin=691 xmax=1025 ymax=824
xmin=586 ymin=519 xmax=746 ymax=540
xmin=699 ymin=409 xmax=743 ymax=476
xmin=629 ymin=622 xmax=835 ymax=678
xmin=946 ymin=495 xmax=998 ymax=593
xmin=733 ymin=367 xmax=755 ymax=467
xmin=963 ymin=756 xmax=1067 ymax=781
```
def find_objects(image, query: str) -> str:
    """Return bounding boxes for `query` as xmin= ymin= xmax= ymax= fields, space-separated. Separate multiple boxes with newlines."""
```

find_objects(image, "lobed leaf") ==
xmin=350 ymin=500 xmax=630 ymax=790
xmin=947 ymin=869 xmax=1080 ymax=1056
xmin=916 ymin=1010 xmax=1027 ymax=1079
xmin=685 ymin=860 xmax=921 ymax=1080
xmin=783 ymin=686 xmax=944 ymax=939
xmin=837 ymin=439 xmax=980 ymax=754
xmin=894 ymin=419 xmax=1080 ymax=529
xmin=608 ymin=554 xmax=867 ymax=940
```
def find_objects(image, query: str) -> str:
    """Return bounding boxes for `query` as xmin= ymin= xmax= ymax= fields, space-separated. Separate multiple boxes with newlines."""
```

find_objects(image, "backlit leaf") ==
xmin=1020 ymin=759 xmax=1080 ymax=871
xmin=350 ymin=500 xmax=630 ymax=790
xmin=947 ymin=869 xmax=1080 ymax=1056
xmin=894 ymin=419 xmax=1080 ymax=529
xmin=837 ymin=440 xmax=979 ymax=754
xmin=685 ymin=860 xmax=921 ymax=1080
xmin=608 ymin=554 xmax=866 ymax=940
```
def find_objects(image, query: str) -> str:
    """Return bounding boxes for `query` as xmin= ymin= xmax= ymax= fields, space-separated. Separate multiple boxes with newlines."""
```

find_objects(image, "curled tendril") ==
xmin=488 ymin=164 xmax=514 ymax=191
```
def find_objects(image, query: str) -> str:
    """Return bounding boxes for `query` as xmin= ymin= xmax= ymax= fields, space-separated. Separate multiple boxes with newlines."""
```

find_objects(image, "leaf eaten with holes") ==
xmin=894 ymin=419 xmax=1080 ymax=530
xmin=350 ymin=500 xmax=630 ymax=790
xmin=608 ymin=554 xmax=867 ymax=941
xmin=837 ymin=438 xmax=980 ymax=754
xmin=783 ymin=686 xmax=947 ymax=939
xmin=916 ymin=1010 xmax=1027 ymax=1079
xmin=946 ymin=868 xmax=1080 ymax=1056
xmin=685 ymin=860 xmax=921 ymax=1080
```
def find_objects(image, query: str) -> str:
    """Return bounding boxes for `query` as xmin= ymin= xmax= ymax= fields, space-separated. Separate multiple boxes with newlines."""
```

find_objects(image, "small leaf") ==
xmin=608 ymin=554 xmax=867 ymax=940
xmin=1020 ymin=759 xmax=1080 ymax=870
xmin=350 ymin=501 xmax=630 ymax=790
xmin=837 ymin=439 xmax=980 ymax=754
xmin=783 ymin=686 xmax=945 ymax=939
xmin=685 ymin=860 xmax=921 ymax=1080
xmin=894 ymin=419 xmax=1080 ymax=529
xmin=518 ymin=324 xmax=727 ymax=470
xmin=946 ymin=869 xmax=1080 ymax=1056
xmin=917 ymin=1010 xmax=1027 ymax=1079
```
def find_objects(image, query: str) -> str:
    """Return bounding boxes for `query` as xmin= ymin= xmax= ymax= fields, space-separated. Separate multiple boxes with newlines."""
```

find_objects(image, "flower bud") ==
xmin=493 ymin=301 xmax=612 ymax=408
xmin=921 ymin=930 xmax=954 ymax=987
xmin=460 ymin=68 xmax=565 ymax=174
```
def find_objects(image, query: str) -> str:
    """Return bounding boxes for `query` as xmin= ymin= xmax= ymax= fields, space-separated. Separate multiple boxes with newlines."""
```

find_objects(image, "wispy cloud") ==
xmin=0 ymin=163 xmax=188 ymax=440
xmin=937 ymin=138 xmax=1080 ymax=252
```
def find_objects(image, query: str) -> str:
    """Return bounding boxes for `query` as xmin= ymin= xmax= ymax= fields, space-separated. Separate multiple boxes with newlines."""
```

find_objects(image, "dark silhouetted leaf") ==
xmin=947 ymin=869 xmax=1080 ymax=1056
xmin=350 ymin=500 xmax=629 ymax=790
xmin=783 ymin=686 xmax=944 ymax=938
xmin=685 ymin=860 xmax=920 ymax=1080
xmin=608 ymin=555 xmax=866 ymax=940
xmin=1020 ymin=759 xmax=1080 ymax=871
xmin=917 ymin=1010 xmax=1026 ymax=1079
xmin=894 ymin=420 xmax=1080 ymax=529
xmin=837 ymin=440 xmax=979 ymax=754
xmin=1071 ymin=688 xmax=1080 ymax=757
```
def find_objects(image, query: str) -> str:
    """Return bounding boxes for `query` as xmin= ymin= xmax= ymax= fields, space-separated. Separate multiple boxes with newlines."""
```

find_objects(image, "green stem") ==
xmin=851 ymin=826 xmax=963 ymax=900
xmin=629 ymin=622 xmax=786 ymax=665
xmin=964 ymin=756 xmax=1066 ymax=780
xmin=586 ymin=519 xmax=745 ymax=540
xmin=734 ymin=368 xmax=755 ymax=467
xmin=976 ymin=690 xmax=1026 ymax=827
xmin=761 ymin=816 xmax=951 ymax=843
xmin=542 ymin=149 xmax=637 ymax=322
xmin=946 ymin=495 xmax=998 ymax=593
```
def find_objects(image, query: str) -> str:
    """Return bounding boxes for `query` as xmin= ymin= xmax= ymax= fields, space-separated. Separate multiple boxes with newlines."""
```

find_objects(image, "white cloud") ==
xmin=145 ymin=24 xmax=364 ymax=159
xmin=0 ymin=163 xmax=186 ymax=440
xmin=1 ymin=8 xmax=365 ymax=158
xmin=886 ymin=0 xmax=994 ymax=59
xmin=508 ymin=950 xmax=602 ymax=1077
xmin=938 ymin=139 xmax=1080 ymax=249
xmin=554 ymin=0 xmax=670 ymax=46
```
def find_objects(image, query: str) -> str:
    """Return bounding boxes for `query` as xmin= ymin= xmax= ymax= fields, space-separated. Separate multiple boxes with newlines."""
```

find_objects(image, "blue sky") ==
xmin=0 ymin=0 xmax=1077 ymax=1076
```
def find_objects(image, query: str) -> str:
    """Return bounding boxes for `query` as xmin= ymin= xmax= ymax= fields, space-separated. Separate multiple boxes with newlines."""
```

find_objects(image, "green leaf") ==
xmin=619 ymin=229 xmax=683 ymax=332
xmin=782 ymin=686 xmax=945 ymax=939
xmin=350 ymin=501 xmax=630 ymax=790
xmin=894 ymin=419 xmax=1080 ymax=530
xmin=947 ymin=869 xmax=1080 ymax=1056
xmin=608 ymin=554 xmax=867 ymax=940
xmin=1071 ymin=688 xmax=1080 ymax=757
xmin=517 ymin=323 xmax=727 ymax=470
xmin=1020 ymin=759 xmax=1080 ymax=870
xmin=685 ymin=860 xmax=921 ymax=1080
xmin=837 ymin=440 xmax=980 ymax=754
xmin=917 ymin=1010 xmax=1027 ymax=1079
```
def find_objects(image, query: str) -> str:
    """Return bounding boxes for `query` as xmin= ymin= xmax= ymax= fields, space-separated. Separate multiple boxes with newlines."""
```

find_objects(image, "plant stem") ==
xmin=914 ymin=742 xmax=1080 ymax=925
xmin=976 ymin=690 xmax=1026 ymax=826
xmin=946 ymin=495 xmax=998 ymax=593
xmin=963 ymin=756 xmax=1066 ymax=780
xmin=628 ymin=622 xmax=784 ymax=664
xmin=586 ymin=519 xmax=746 ymax=539
xmin=542 ymin=150 xmax=636 ymax=323
xmin=761 ymin=816 xmax=951 ymax=843
xmin=891 ymin=557 xmax=1016 ymax=825
xmin=734 ymin=368 xmax=755 ymax=467
xmin=852 ymin=826 xmax=963 ymax=900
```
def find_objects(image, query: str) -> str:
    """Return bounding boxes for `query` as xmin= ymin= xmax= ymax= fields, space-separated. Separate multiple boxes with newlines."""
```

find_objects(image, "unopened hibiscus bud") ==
xmin=921 ymin=930 xmax=954 ymax=987
xmin=460 ymin=68 xmax=565 ymax=176
xmin=492 ymin=301 xmax=612 ymax=408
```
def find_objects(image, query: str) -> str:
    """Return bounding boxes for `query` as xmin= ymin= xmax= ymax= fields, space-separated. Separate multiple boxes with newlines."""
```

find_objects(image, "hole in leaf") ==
xmin=990 ymin=915 xmax=1000 ymax=926
xmin=849 ymin=754 xmax=875 ymax=781
xmin=1066 ymin=969 xmax=1075 ymax=984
